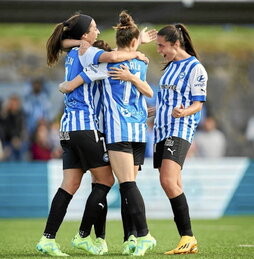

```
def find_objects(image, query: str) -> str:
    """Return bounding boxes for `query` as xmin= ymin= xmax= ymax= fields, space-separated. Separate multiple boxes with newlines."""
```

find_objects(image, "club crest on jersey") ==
xmin=165 ymin=137 xmax=174 ymax=147
xmin=103 ymin=152 xmax=109 ymax=162
xmin=178 ymin=72 xmax=186 ymax=80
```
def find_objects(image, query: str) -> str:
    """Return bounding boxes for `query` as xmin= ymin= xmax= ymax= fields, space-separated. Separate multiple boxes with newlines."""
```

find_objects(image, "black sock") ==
xmin=170 ymin=193 xmax=193 ymax=236
xmin=79 ymin=183 xmax=110 ymax=238
xmin=92 ymin=183 xmax=108 ymax=239
xmin=121 ymin=189 xmax=137 ymax=241
xmin=120 ymin=181 xmax=148 ymax=238
xmin=43 ymin=188 xmax=72 ymax=239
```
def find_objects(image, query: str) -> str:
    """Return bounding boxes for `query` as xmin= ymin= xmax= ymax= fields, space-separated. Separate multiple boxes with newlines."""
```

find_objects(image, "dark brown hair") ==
xmin=46 ymin=13 xmax=92 ymax=66
xmin=158 ymin=24 xmax=198 ymax=68
xmin=113 ymin=10 xmax=140 ymax=48
xmin=93 ymin=40 xmax=112 ymax=52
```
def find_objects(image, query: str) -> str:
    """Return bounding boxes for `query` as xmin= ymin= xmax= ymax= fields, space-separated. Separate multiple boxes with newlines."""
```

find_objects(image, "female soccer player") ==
xmin=58 ymin=11 xmax=157 ymax=257
xmin=153 ymin=24 xmax=208 ymax=255
xmin=36 ymin=13 xmax=150 ymax=257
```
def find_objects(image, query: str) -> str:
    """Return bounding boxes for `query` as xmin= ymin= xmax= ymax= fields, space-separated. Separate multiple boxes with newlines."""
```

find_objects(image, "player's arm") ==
xmin=59 ymin=75 xmax=84 ymax=93
xmin=59 ymin=63 xmax=108 ymax=94
xmin=172 ymin=64 xmax=208 ymax=118
xmin=172 ymin=101 xmax=203 ymax=118
xmin=99 ymin=51 xmax=149 ymax=64
xmin=63 ymin=39 xmax=149 ymax=64
xmin=62 ymin=39 xmax=81 ymax=49
xmin=108 ymin=65 xmax=153 ymax=98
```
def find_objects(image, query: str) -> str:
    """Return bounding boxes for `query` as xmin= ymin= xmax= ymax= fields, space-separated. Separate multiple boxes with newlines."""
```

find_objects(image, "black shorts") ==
xmin=106 ymin=142 xmax=146 ymax=166
xmin=153 ymin=136 xmax=190 ymax=169
xmin=60 ymin=130 xmax=109 ymax=172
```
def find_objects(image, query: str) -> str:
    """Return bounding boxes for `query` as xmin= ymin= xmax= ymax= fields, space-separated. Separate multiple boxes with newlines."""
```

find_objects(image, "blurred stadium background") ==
xmin=0 ymin=0 xmax=254 ymax=224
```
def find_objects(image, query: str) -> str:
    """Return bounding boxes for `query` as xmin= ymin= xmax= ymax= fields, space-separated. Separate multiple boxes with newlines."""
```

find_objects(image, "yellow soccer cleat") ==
xmin=164 ymin=236 xmax=198 ymax=255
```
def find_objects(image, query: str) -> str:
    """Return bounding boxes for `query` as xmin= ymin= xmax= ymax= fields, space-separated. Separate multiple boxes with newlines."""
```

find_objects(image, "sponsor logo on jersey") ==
xmin=161 ymin=84 xmax=177 ymax=91
xmin=197 ymin=75 xmax=206 ymax=82
xmin=120 ymin=107 xmax=132 ymax=117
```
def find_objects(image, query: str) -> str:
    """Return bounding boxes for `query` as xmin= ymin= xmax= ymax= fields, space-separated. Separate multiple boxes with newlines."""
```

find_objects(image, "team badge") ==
xmin=103 ymin=152 xmax=109 ymax=162
xmin=179 ymin=72 xmax=186 ymax=80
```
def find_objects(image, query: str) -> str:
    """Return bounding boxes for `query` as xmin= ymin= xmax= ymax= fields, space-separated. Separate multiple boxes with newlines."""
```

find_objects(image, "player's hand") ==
xmin=108 ymin=65 xmax=132 ymax=81
xmin=58 ymin=81 xmax=70 ymax=94
xmin=172 ymin=104 xmax=185 ymax=118
xmin=139 ymin=27 xmax=158 ymax=44
xmin=148 ymin=106 xmax=156 ymax=117
xmin=136 ymin=51 xmax=149 ymax=64
xmin=79 ymin=40 xmax=91 ymax=56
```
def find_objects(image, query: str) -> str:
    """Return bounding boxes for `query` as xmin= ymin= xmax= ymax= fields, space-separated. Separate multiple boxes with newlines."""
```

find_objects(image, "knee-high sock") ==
xmin=79 ymin=183 xmax=110 ymax=238
xmin=120 ymin=181 xmax=148 ymax=237
xmin=121 ymin=189 xmax=137 ymax=241
xmin=43 ymin=188 xmax=73 ymax=239
xmin=92 ymin=183 xmax=108 ymax=239
xmin=170 ymin=193 xmax=193 ymax=236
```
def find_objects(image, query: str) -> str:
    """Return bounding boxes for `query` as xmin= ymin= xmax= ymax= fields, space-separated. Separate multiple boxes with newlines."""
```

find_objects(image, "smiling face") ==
xmin=156 ymin=35 xmax=178 ymax=62
xmin=82 ymin=19 xmax=100 ymax=44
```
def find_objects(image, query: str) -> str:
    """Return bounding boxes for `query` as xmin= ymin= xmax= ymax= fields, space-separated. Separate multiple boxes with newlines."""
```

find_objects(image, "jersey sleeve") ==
xmin=79 ymin=46 xmax=105 ymax=67
xmin=189 ymin=63 xmax=208 ymax=102
xmin=140 ymin=62 xmax=148 ymax=82
xmin=79 ymin=63 xmax=108 ymax=84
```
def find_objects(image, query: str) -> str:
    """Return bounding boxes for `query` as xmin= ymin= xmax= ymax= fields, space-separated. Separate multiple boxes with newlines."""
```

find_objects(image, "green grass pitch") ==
xmin=0 ymin=216 xmax=254 ymax=259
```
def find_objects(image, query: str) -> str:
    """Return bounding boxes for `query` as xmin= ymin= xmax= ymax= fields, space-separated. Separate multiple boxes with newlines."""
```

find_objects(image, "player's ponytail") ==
xmin=175 ymin=24 xmax=198 ymax=58
xmin=158 ymin=24 xmax=198 ymax=69
xmin=46 ymin=13 xmax=92 ymax=66
xmin=113 ymin=10 xmax=140 ymax=48
xmin=46 ymin=23 xmax=65 ymax=67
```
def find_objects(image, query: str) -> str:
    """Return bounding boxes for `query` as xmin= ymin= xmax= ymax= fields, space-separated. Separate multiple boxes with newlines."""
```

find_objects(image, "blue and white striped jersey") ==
xmin=80 ymin=59 xmax=148 ymax=144
xmin=154 ymin=56 xmax=208 ymax=144
xmin=60 ymin=46 xmax=104 ymax=132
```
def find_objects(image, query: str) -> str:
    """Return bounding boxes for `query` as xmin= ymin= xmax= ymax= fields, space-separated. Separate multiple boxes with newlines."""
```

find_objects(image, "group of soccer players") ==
xmin=36 ymin=10 xmax=207 ymax=257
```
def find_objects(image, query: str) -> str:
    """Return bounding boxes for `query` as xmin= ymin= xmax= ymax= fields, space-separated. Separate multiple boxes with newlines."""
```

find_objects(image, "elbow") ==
xmin=146 ymin=90 xmax=153 ymax=98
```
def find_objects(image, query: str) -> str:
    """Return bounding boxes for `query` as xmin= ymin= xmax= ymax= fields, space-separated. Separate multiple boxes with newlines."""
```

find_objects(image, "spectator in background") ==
xmin=194 ymin=116 xmax=226 ymax=157
xmin=48 ymin=120 xmax=62 ymax=159
xmin=23 ymin=77 xmax=52 ymax=134
xmin=1 ymin=94 xmax=28 ymax=161
xmin=30 ymin=120 xmax=52 ymax=161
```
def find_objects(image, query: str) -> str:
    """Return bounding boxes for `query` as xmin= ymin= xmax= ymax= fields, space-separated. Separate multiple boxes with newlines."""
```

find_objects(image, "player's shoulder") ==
xmin=68 ymin=47 xmax=79 ymax=56
xmin=191 ymin=58 xmax=207 ymax=74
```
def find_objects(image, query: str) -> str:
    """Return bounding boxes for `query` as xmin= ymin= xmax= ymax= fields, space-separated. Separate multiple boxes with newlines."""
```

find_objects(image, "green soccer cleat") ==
xmin=122 ymin=235 xmax=137 ymax=255
xmin=36 ymin=236 xmax=69 ymax=256
xmin=132 ymin=233 xmax=156 ymax=256
xmin=72 ymin=233 xmax=101 ymax=255
xmin=95 ymin=237 xmax=108 ymax=255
